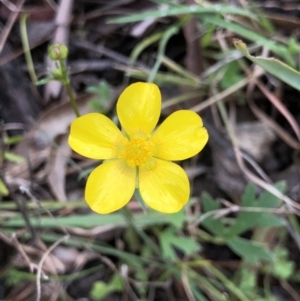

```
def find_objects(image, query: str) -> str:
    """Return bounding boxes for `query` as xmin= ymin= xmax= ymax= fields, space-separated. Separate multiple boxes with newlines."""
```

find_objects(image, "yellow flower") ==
xmin=68 ymin=82 xmax=208 ymax=214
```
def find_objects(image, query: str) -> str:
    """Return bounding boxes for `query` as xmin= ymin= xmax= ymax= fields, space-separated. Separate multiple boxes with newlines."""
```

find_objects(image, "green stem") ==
xmin=208 ymin=265 xmax=251 ymax=301
xmin=58 ymin=60 xmax=80 ymax=117
xmin=121 ymin=206 xmax=161 ymax=257
xmin=147 ymin=25 xmax=179 ymax=83
xmin=197 ymin=229 xmax=225 ymax=244
xmin=147 ymin=16 xmax=189 ymax=83
xmin=20 ymin=14 xmax=38 ymax=84
xmin=217 ymin=100 xmax=238 ymax=146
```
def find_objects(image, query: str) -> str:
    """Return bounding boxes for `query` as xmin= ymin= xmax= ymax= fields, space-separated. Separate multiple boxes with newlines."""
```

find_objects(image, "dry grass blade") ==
xmin=247 ymin=87 xmax=300 ymax=150
xmin=255 ymin=79 xmax=300 ymax=143
xmin=35 ymin=235 xmax=69 ymax=301
xmin=245 ymin=61 xmax=300 ymax=150
xmin=191 ymin=69 xmax=264 ymax=113
xmin=234 ymin=146 xmax=300 ymax=213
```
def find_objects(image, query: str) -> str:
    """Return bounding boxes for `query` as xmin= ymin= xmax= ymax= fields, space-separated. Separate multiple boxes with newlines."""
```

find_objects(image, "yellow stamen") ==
xmin=118 ymin=136 xmax=154 ymax=168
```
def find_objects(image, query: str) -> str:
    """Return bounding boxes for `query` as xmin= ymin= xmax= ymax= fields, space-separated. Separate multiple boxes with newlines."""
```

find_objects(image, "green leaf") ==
xmin=3 ymin=210 xmax=187 ymax=229
xmin=220 ymin=61 xmax=245 ymax=89
xmin=258 ymin=181 xmax=285 ymax=208
xmin=4 ymin=151 xmax=25 ymax=163
xmin=205 ymin=17 xmax=294 ymax=65
xmin=190 ymin=283 xmax=209 ymax=301
xmin=87 ymin=80 xmax=111 ymax=113
xmin=4 ymin=135 xmax=24 ymax=145
xmin=242 ymin=183 xmax=256 ymax=207
xmin=264 ymin=247 xmax=295 ymax=280
xmin=5 ymin=268 xmax=35 ymax=287
xmin=233 ymin=39 xmax=300 ymax=91
xmin=78 ymin=167 xmax=93 ymax=180
xmin=0 ymin=178 xmax=9 ymax=196
xmin=159 ymin=227 xmax=200 ymax=261
xmin=124 ymin=226 xmax=140 ymax=252
xmin=109 ymin=5 xmax=255 ymax=24
xmin=237 ymin=265 xmax=257 ymax=296
xmin=201 ymin=23 xmax=216 ymax=48
xmin=272 ymin=259 xmax=295 ymax=280
xmin=36 ymin=77 xmax=54 ymax=85
xmin=201 ymin=193 xmax=224 ymax=236
xmin=90 ymin=274 xmax=123 ymax=300
xmin=163 ymin=210 xmax=185 ymax=229
xmin=227 ymin=236 xmax=273 ymax=264
xmin=227 ymin=183 xmax=285 ymax=236
xmin=255 ymin=296 xmax=282 ymax=301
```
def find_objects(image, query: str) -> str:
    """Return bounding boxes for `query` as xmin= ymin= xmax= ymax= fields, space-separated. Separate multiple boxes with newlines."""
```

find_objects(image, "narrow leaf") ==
xmin=159 ymin=227 xmax=200 ymax=260
xmin=233 ymin=39 xmax=300 ymax=91
xmin=227 ymin=236 xmax=273 ymax=263
xmin=0 ymin=178 xmax=9 ymax=196
xmin=109 ymin=5 xmax=255 ymax=24
xmin=4 ymin=151 xmax=25 ymax=163
xmin=201 ymin=193 xmax=224 ymax=236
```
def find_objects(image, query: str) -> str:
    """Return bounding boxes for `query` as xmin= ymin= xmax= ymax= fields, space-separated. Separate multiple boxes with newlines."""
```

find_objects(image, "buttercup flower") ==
xmin=68 ymin=82 xmax=208 ymax=214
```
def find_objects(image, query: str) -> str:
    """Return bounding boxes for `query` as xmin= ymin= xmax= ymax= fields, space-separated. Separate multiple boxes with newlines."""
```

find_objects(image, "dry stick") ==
xmin=0 ymin=33 xmax=54 ymax=67
xmin=250 ymin=46 xmax=300 ymax=144
xmin=255 ymin=79 xmax=300 ymax=142
xmin=244 ymin=52 xmax=300 ymax=150
xmin=234 ymin=146 xmax=300 ymax=212
xmin=191 ymin=68 xmax=264 ymax=113
xmin=95 ymin=253 xmax=140 ymax=301
xmin=216 ymin=94 xmax=300 ymax=212
xmin=247 ymin=96 xmax=300 ymax=150
xmin=0 ymin=230 xmax=36 ymax=272
xmin=10 ymin=233 xmax=37 ymax=273
xmin=280 ymin=280 xmax=300 ymax=301
xmin=20 ymin=185 xmax=70 ymax=236
xmin=239 ymin=151 xmax=272 ymax=184
xmin=0 ymin=0 xmax=25 ymax=55
xmin=243 ymin=71 xmax=300 ymax=208
xmin=35 ymin=235 xmax=69 ymax=301
xmin=193 ymin=201 xmax=293 ymax=228
xmin=13 ymin=195 xmax=37 ymax=243
xmin=181 ymin=265 xmax=197 ymax=301
xmin=213 ymin=37 xmax=300 ymax=214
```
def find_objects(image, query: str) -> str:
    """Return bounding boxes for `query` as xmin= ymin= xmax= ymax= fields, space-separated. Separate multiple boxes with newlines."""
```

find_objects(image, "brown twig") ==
xmin=0 ymin=0 xmax=25 ymax=55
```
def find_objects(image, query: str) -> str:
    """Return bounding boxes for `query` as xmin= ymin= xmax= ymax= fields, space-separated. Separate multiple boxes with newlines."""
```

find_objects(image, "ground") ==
xmin=1 ymin=1 xmax=300 ymax=301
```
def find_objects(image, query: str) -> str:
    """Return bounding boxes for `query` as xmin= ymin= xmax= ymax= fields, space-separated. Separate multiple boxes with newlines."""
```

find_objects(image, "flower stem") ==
xmin=58 ymin=60 xmax=80 ymax=117
xmin=121 ymin=206 xmax=161 ymax=257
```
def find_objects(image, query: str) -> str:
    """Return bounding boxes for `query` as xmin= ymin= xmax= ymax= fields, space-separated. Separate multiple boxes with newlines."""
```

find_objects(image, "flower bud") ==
xmin=51 ymin=68 xmax=63 ymax=80
xmin=48 ymin=43 xmax=68 ymax=60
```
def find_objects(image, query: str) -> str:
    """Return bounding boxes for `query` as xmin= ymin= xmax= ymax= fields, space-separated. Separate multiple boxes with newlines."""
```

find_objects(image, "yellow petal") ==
xmin=85 ymin=160 xmax=136 ymax=214
xmin=68 ymin=113 xmax=126 ymax=159
xmin=139 ymin=159 xmax=189 ymax=213
xmin=117 ymin=82 xmax=161 ymax=137
xmin=151 ymin=110 xmax=208 ymax=160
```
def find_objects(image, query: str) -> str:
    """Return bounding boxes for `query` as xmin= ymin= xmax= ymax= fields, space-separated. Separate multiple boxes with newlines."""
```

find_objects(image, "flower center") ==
xmin=118 ymin=136 xmax=154 ymax=168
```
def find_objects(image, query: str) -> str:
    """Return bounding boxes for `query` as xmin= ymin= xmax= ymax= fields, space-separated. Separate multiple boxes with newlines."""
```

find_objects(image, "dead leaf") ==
xmin=47 ymin=134 xmax=71 ymax=201
xmin=5 ymin=93 xmax=93 ymax=181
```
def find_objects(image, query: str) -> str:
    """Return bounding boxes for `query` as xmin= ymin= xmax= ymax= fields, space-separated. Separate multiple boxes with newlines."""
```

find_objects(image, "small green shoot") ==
xmin=91 ymin=274 xmax=123 ymax=300
xmin=86 ymin=80 xmax=111 ymax=113
xmin=159 ymin=226 xmax=200 ymax=261
xmin=200 ymin=182 xmax=286 ymax=263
